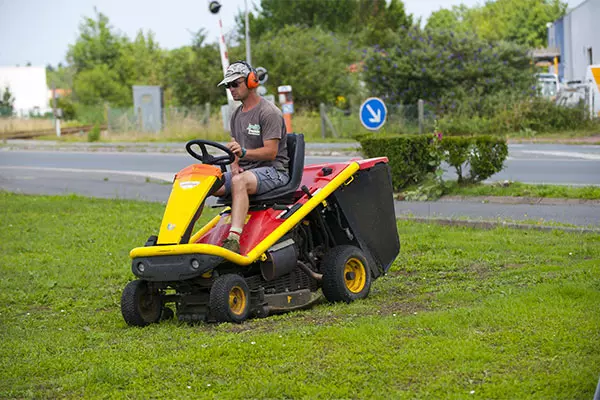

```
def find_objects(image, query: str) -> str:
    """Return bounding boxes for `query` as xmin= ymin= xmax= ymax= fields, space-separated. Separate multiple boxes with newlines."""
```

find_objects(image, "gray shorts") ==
xmin=222 ymin=166 xmax=289 ymax=196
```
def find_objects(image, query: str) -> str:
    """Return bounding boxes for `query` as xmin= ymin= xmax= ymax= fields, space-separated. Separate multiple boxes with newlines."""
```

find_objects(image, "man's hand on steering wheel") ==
xmin=226 ymin=141 xmax=244 ymax=158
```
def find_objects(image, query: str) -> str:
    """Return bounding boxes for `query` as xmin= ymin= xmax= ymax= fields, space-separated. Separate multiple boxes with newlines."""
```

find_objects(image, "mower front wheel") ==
xmin=121 ymin=279 xmax=163 ymax=327
xmin=210 ymin=274 xmax=250 ymax=323
xmin=321 ymin=245 xmax=372 ymax=303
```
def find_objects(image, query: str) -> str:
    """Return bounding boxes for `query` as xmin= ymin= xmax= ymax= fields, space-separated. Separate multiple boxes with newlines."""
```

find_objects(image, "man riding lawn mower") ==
xmin=120 ymin=61 xmax=400 ymax=325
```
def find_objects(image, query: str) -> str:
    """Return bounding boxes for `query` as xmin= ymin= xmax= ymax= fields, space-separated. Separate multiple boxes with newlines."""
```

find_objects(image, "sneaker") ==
xmin=222 ymin=238 xmax=240 ymax=253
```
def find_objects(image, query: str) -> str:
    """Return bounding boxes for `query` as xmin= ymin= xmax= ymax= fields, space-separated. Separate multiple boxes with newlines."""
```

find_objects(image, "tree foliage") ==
xmin=67 ymin=10 xmax=168 ymax=107
xmin=0 ymin=86 xmax=15 ymax=116
xmin=238 ymin=0 xmax=412 ymax=46
xmin=252 ymin=26 xmax=362 ymax=108
xmin=163 ymin=30 xmax=226 ymax=106
xmin=46 ymin=64 xmax=75 ymax=90
xmin=363 ymin=26 xmax=536 ymax=115
xmin=427 ymin=0 xmax=567 ymax=48
xmin=56 ymin=0 xmax=569 ymax=121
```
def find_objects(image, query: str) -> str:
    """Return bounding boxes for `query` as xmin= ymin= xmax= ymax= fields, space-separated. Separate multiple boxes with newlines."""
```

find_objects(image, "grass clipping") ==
xmin=0 ymin=192 xmax=598 ymax=398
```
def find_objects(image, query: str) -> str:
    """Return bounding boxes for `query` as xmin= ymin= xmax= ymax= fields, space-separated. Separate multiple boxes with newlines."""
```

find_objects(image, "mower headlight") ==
xmin=137 ymin=262 xmax=145 ymax=273
xmin=191 ymin=259 xmax=200 ymax=270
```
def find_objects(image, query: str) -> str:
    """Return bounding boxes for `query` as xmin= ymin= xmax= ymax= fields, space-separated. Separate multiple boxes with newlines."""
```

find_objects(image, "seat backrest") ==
xmin=250 ymin=133 xmax=305 ymax=202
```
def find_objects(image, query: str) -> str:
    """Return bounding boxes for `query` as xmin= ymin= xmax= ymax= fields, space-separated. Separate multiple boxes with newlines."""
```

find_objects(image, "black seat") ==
xmin=216 ymin=133 xmax=305 ymax=206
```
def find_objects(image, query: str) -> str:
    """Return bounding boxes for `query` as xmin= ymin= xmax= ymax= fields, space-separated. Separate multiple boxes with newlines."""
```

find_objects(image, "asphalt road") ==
xmin=0 ymin=143 xmax=599 ymax=227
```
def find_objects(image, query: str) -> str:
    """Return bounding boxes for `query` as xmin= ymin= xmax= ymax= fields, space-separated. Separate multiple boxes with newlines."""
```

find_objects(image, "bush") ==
xmin=440 ymin=136 xmax=471 ymax=181
xmin=494 ymin=97 xmax=591 ymax=133
xmin=438 ymin=97 xmax=592 ymax=135
xmin=358 ymin=134 xmax=508 ymax=191
xmin=468 ymin=136 xmax=509 ymax=182
xmin=87 ymin=124 xmax=100 ymax=142
xmin=442 ymin=135 xmax=508 ymax=183
xmin=357 ymin=134 xmax=441 ymax=190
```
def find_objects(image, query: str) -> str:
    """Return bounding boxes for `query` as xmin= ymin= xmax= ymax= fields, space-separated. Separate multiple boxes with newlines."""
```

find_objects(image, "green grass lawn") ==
xmin=443 ymin=181 xmax=600 ymax=200
xmin=1 ymin=192 xmax=599 ymax=399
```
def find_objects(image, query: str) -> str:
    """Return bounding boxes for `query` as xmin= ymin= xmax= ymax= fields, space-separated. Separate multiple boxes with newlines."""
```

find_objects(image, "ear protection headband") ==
xmin=233 ymin=60 xmax=259 ymax=89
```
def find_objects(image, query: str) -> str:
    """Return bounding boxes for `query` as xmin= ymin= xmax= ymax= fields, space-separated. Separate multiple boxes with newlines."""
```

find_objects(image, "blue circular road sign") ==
xmin=359 ymin=97 xmax=387 ymax=131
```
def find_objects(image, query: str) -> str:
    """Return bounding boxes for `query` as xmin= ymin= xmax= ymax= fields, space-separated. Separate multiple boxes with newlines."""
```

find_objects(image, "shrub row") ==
xmin=438 ymin=98 xmax=593 ymax=135
xmin=357 ymin=134 xmax=508 ymax=190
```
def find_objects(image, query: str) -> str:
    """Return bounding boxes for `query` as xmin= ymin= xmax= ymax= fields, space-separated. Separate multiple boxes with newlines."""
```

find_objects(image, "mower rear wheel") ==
xmin=321 ymin=245 xmax=372 ymax=303
xmin=210 ymin=274 xmax=250 ymax=323
xmin=121 ymin=279 xmax=163 ymax=327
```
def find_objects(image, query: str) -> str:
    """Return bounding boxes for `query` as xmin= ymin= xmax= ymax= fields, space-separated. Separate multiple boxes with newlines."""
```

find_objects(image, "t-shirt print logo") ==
xmin=246 ymin=124 xmax=261 ymax=136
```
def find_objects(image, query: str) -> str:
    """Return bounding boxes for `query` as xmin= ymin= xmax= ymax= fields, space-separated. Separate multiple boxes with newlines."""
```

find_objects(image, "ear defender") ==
xmin=246 ymin=70 xmax=259 ymax=89
xmin=234 ymin=60 xmax=260 ymax=89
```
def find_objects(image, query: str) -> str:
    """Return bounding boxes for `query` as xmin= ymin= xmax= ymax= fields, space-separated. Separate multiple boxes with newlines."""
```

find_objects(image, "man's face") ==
xmin=226 ymin=77 xmax=248 ymax=101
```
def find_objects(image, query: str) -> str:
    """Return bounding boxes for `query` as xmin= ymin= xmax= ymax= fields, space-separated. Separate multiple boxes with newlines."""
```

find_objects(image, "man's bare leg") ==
xmin=223 ymin=171 xmax=258 ymax=252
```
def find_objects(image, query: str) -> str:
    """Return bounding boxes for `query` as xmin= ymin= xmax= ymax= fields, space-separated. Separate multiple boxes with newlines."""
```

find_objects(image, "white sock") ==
xmin=228 ymin=227 xmax=242 ymax=241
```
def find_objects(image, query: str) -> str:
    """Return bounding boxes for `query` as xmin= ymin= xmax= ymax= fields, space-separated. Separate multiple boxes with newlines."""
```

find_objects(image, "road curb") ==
xmin=397 ymin=216 xmax=600 ymax=234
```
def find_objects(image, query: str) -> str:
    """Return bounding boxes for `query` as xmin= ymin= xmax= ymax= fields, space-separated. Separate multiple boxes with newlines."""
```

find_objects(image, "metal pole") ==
xmin=320 ymin=103 xmax=327 ymax=138
xmin=52 ymin=83 xmax=57 ymax=129
xmin=216 ymin=16 xmax=234 ymax=105
xmin=418 ymin=99 xmax=424 ymax=134
xmin=245 ymin=0 xmax=251 ymax=65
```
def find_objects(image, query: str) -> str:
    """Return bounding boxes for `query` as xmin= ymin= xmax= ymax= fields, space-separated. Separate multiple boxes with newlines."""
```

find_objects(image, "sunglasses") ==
xmin=225 ymin=79 xmax=245 ymax=89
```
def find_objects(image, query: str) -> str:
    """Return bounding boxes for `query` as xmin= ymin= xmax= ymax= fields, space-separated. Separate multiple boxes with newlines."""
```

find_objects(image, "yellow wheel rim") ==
xmin=344 ymin=257 xmax=366 ymax=293
xmin=228 ymin=286 xmax=247 ymax=315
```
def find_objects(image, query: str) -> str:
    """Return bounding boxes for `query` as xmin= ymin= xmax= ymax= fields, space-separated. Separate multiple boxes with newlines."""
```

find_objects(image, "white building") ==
xmin=547 ymin=0 xmax=599 ymax=83
xmin=0 ymin=66 xmax=50 ymax=116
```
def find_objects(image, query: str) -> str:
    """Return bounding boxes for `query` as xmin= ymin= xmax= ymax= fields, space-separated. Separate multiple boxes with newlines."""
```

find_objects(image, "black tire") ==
xmin=321 ymin=245 xmax=372 ymax=303
xmin=209 ymin=274 xmax=250 ymax=323
xmin=121 ymin=280 xmax=162 ymax=327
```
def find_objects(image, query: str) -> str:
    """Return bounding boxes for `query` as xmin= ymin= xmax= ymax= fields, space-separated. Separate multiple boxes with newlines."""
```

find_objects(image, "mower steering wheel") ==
xmin=185 ymin=140 xmax=236 ymax=166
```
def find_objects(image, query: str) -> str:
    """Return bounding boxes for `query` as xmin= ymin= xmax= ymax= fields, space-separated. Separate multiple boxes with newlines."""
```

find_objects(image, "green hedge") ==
xmin=441 ymin=136 xmax=508 ymax=183
xmin=438 ymin=98 xmax=593 ymax=135
xmin=357 ymin=134 xmax=442 ymax=190
xmin=357 ymin=134 xmax=508 ymax=190
xmin=357 ymin=134 xmax=440 ymax=190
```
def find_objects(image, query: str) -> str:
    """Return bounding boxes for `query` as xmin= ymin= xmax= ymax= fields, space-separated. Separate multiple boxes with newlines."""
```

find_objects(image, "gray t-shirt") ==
xmin=230 ymin=98 xmax=289 ymax=171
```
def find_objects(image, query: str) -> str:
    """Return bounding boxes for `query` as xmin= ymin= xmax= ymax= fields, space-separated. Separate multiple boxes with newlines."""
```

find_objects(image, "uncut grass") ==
xmin=444 ymin=181 xmax=600 ymax=200
xmin=0 ymin=192 xmax=598 ymax=399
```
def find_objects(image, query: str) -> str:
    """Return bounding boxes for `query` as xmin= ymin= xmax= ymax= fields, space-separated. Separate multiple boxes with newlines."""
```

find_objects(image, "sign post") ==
xmin=359 ymin=97 xmax=387 ymax=131
xmin=278 ymin=85 xmax=294 ymax=133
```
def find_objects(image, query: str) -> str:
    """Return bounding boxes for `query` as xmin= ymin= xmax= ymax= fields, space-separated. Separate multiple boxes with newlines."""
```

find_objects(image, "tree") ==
xmin=67 ymin=11 xmax=169 ymax=107
xmin=0 ymin=86 xmax=15 ymax=116
xmin=72 ymin=64 xmax=131 ymax=106
xmin=237 ymin=0 xmax=359 ymax=39
xmin=46 ymin=64 xmax=75 ymax=90
xmin=362 ymin=27 xmax=536 ymax=116
xmin=354 ymin=0 xmax=413 ymax=46
xmin=236 ymin=0 xmax=412 ymax=45
xmin=163 ymin=30 xmax=227 ymax=106
xmin=426 ymin=0 xmax=567 ymax=48
xmin=118 ymin=30 xmax=166 ymax=87
xmin=67 ymin=9 xmax=125 ymax=72
xmin=252 ymin=26 xmax=363 ymax=108
xmin=426 ymin=5 xmax=470 ymax=32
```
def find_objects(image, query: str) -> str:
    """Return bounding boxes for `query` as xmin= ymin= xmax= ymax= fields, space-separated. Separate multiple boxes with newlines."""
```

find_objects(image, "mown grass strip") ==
xmin=0 ymin=192 xmax=598 ymax=399
xmin=444 ymin=181 xmax=600 ymax=200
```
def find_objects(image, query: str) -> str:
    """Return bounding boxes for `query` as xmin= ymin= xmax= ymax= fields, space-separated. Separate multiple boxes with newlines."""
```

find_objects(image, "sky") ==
xmin=0 ymin=0 xmax=586 ymax=67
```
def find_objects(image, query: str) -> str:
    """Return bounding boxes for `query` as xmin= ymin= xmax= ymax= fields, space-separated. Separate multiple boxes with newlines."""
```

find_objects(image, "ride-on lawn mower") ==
xmin=120 ymin=134 xmax=400 ymax=326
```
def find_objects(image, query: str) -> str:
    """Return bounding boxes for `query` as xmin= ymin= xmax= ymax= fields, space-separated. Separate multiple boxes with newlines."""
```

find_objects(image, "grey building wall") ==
xmin=557 ymin=0 xmax=600 ymax=82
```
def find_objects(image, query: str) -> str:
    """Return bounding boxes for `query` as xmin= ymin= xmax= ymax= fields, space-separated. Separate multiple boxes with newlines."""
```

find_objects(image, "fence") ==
xmin=318 ymin=100 xmax=437 ymax=138
xmin=106 ymin=104 xmax=227 ymax=141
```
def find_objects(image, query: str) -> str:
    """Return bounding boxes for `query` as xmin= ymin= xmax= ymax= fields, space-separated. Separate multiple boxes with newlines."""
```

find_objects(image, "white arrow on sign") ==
xmin=366 ymin=104 xmax=381 ymax=123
